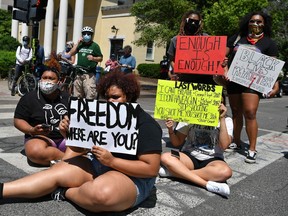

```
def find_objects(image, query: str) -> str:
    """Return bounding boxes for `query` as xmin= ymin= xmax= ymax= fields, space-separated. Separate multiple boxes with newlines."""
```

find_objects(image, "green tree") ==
xmin=267 ymin=0 xmax=288 ymax=72
xmin=202 ymin=0 xmax=269 ymax=36
xmin=0 ymin=9 xmax=12 ymax=37
xmin=131 ymin=0 xmax=197 ymax=47
xmin=0 ymin=9 xmax=19 ymax=51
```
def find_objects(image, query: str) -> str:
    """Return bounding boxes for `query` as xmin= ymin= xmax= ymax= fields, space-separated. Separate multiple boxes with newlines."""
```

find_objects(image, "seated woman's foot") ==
xmin=158 ymin=165 xmax=172 ymax=178
xmin=206 ymin=181 xmax=230 ymax=197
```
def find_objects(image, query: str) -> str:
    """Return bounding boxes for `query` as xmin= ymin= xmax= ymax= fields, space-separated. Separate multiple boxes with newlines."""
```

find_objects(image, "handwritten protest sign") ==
xmin=154 ymin=80 xmax=223 ymax=126
xmin=66 ymin=97 xmax=140 ymax=155
xmin=174 ymin=36 xmax=227 ymax=75
xmin=227 ymin=45 xmax=285 ymax=94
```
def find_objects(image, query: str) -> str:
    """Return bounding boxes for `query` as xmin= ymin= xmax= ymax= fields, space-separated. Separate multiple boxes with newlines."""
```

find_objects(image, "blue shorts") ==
xmin=87 ymin=153 xmax=155 ymax=207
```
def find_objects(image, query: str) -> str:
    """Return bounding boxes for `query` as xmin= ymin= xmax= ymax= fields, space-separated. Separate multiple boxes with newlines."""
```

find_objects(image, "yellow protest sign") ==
xmin=154 ymin=80 xmax=223 ymax=126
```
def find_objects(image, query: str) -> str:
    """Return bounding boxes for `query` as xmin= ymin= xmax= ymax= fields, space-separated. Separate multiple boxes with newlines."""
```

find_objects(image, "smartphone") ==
xmin=171 ymin=149 xmax=180 ymax=159
xmin=41 ymin=123 xmax=51 ymax=129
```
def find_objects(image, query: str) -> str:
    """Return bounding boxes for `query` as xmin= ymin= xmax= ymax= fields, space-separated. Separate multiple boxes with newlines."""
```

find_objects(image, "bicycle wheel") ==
xmin=7 ymin=67 xmax=15 ymax=90
xmin=17 ymin=73 xmax=37 ymax=96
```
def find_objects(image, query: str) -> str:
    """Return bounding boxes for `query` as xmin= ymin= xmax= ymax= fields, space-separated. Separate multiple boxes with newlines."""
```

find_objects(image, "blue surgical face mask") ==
xmin=83 ymin=34 xmax=92 ymax=43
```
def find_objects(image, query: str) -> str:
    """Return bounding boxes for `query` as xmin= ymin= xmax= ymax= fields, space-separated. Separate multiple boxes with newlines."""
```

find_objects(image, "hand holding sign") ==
xmin=154 ymin=80 xmax=223 ymax=126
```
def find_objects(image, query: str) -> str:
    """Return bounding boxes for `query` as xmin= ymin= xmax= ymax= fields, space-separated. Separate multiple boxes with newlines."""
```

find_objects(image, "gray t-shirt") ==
xmin=176 ymin=117 xmax=233 ymax=161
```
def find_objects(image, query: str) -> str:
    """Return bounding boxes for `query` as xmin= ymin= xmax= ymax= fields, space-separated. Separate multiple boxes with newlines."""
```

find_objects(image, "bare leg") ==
xmin=66 ymin=171 xmax=137 ymax=213
xmin=242 ymin=93 xmax=260 ymax=151
xmin=3 ymin=156 xmax=94 ymax=199
xmin=25 ymin=139 xmax=64 ymax=166
xmin=228 ymin=94 xmax=243 ymax=145
xmin=161 ymin=152 xmax=232 ymax=187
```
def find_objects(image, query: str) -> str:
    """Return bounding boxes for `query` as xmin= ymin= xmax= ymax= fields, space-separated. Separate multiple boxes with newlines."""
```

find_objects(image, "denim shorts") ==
xmin=86 ymin=153 xmax=155 ymax=207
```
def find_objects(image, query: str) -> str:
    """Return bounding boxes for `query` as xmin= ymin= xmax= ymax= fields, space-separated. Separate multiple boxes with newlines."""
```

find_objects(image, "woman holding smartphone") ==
xmin=13 ymin=54 xmax=69 ymax=166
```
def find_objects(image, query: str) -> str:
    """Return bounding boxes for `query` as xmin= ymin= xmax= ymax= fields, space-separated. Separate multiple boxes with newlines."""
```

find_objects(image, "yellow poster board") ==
xmin=154 ymin=80 xmax=223 ymax=126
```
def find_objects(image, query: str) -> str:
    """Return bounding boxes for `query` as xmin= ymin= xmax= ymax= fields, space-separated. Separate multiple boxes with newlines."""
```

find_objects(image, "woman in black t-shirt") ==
xmin=223 ymin=11 xmax=280 ymax=163
xmin=14 ymin=57 xmax=69 ymax=166
xmin=2 ymin=72 xmax=162 ymax=213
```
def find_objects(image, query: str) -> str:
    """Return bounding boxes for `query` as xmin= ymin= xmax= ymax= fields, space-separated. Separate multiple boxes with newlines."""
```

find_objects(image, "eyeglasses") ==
xmin=249 ymin=19 xmax=263 ymax=25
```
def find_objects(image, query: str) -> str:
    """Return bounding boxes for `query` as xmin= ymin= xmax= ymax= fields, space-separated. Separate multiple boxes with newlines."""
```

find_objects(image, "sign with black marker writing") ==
xmin=174 ymin=36 xmax=227 ymax=75
xmin=227 ymin=45 xmax=285 ymax=94
xmin=66 ymin=97 xmax=140 ymax=155
xmin=154 ymin=80 xmax=223 ymax=126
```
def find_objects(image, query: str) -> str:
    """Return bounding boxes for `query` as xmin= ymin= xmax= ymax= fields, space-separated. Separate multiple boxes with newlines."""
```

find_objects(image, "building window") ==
xmin=146 ymin=41 xmax=154 ymax=60
xmin=118 ymin=0 xmax=125 ymax=5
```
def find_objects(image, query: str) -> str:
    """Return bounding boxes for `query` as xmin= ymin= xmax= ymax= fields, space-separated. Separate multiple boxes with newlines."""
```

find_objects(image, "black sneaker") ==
xmin=51 ymin=187 xmax=67 ymax=201
xmin=245 ymin=150 xmax=257 ymax=163
xmin=11 ymin=90 xmax=16 ymax=96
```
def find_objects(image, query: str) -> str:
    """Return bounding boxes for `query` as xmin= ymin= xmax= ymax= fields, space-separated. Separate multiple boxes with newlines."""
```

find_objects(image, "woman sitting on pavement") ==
xmin=13 ymin=55 xmax=69 ymax=166
xmin=0 ymin=72 xmax=162 ymax=213
xmin=159 ymin=94 xmax=233 ymax=198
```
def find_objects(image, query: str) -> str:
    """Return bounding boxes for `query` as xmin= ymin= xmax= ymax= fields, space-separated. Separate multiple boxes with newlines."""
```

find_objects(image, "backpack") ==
xmin=20 ymin=45 xmax=31 ymax=56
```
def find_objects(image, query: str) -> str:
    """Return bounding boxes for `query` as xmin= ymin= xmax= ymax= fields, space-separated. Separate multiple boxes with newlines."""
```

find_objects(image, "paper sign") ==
xmin=174 ymin=36 xmax=227 ymax=75
xmin=154 ymin=80 xmax=223 ymax=126
xmin=227 ymin=45 xmax=285 ymax=94
xmin=66 ymin=97 xmax=140 ymax=155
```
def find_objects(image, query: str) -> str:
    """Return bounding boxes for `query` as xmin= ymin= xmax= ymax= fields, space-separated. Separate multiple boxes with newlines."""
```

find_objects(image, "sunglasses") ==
xmin=82 ymin=32 xmax=92 ymax=36
xmin=186 ymin=18 xmax=200 ymax=25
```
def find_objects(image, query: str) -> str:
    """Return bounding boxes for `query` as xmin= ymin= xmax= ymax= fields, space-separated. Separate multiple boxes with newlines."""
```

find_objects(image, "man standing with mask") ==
xmin=69 ymin=26 xmax=103 ymax=99
xmin=167 ymin=10 xmax=215 ymax=84
xmin=11 ymin=36 xmax=33 ymax=96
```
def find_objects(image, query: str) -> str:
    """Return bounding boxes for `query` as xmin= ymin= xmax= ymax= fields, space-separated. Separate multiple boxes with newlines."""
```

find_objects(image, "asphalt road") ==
xmin=0 ymin=79 xmax=288 ymax=216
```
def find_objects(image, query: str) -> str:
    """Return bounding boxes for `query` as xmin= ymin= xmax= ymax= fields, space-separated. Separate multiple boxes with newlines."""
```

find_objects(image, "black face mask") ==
xmin=65 ymin=47 xmax=71 ymax=52
xmin=184 ymin=18 xmax=200 ymax=35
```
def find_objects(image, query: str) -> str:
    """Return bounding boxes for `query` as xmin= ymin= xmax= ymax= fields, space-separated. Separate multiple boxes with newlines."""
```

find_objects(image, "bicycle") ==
xmin=58 ymin=62 xmax=90 ymax=94
xmin=8 ymin=63 xmax=37 ymax=96
xmin=58 ymin=61 xmax=75 ymax=94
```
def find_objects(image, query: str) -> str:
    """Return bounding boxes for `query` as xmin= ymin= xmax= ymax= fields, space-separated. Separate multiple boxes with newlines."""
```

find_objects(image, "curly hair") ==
xmin=238 ymin=11 xmax=273 ymax=37
xmin=179 ymin=10 xmax=203 ymax=36
xmin=97 ymin=72 xmax=140 ymax=103
xmin=43 ymin=51 xmax=61 ymax=79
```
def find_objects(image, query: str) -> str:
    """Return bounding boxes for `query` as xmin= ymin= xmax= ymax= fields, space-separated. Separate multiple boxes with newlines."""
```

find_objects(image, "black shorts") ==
xmin=182 ymin=151 xmax=225 ymax=169
xmin=226 ymin=82 xmax=261 ymax=96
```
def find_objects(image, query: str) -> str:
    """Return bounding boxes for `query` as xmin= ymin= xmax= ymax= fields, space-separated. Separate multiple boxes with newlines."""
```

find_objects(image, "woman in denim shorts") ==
xmin=1 ymin=72 xmax=162 ymax=213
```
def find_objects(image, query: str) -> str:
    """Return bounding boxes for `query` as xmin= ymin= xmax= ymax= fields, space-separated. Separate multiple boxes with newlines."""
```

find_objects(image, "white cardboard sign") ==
xmin=65 ymin=97 xmax=140 ymax=155
xmin=227 ymin=45 xmax=285 ymax=94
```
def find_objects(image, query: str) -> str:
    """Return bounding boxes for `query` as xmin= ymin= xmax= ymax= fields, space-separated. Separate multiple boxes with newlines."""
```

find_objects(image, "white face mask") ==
xmin=39 ymin=80 xmax=58 ymax=95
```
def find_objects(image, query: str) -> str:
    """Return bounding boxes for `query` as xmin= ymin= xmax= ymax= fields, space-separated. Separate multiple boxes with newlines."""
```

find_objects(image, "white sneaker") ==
xmin=158 ymin=166 xmax=172 ymax=177
xmin=225 ymin=143 xmax=241 ymax=152
xmin=206 ymin=181 xmax=230 ymax=197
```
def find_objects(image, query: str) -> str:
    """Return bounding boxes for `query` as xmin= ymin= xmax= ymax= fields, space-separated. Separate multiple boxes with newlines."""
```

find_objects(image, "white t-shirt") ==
xmin=176 ymin=117 xmax=233 ymax=161
xmin=16 ymin=45 xmax=33 ymax=65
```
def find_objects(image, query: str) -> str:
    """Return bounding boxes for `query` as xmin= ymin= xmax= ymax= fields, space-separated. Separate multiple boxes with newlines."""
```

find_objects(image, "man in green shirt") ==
xmin=69 ymin=26 xmax=103 ymax=99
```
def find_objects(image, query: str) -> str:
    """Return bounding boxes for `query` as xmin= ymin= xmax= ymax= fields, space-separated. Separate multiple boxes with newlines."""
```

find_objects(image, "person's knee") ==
xmin=220 ymin=166 xmax=232 ymax=180
xmin=161 ymin=152 xmax=177 ymax=168
xmin=89 ymin=186 xmax=114 ymax=206
xmin=244 ymin=110 xmax=257 ymax=120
